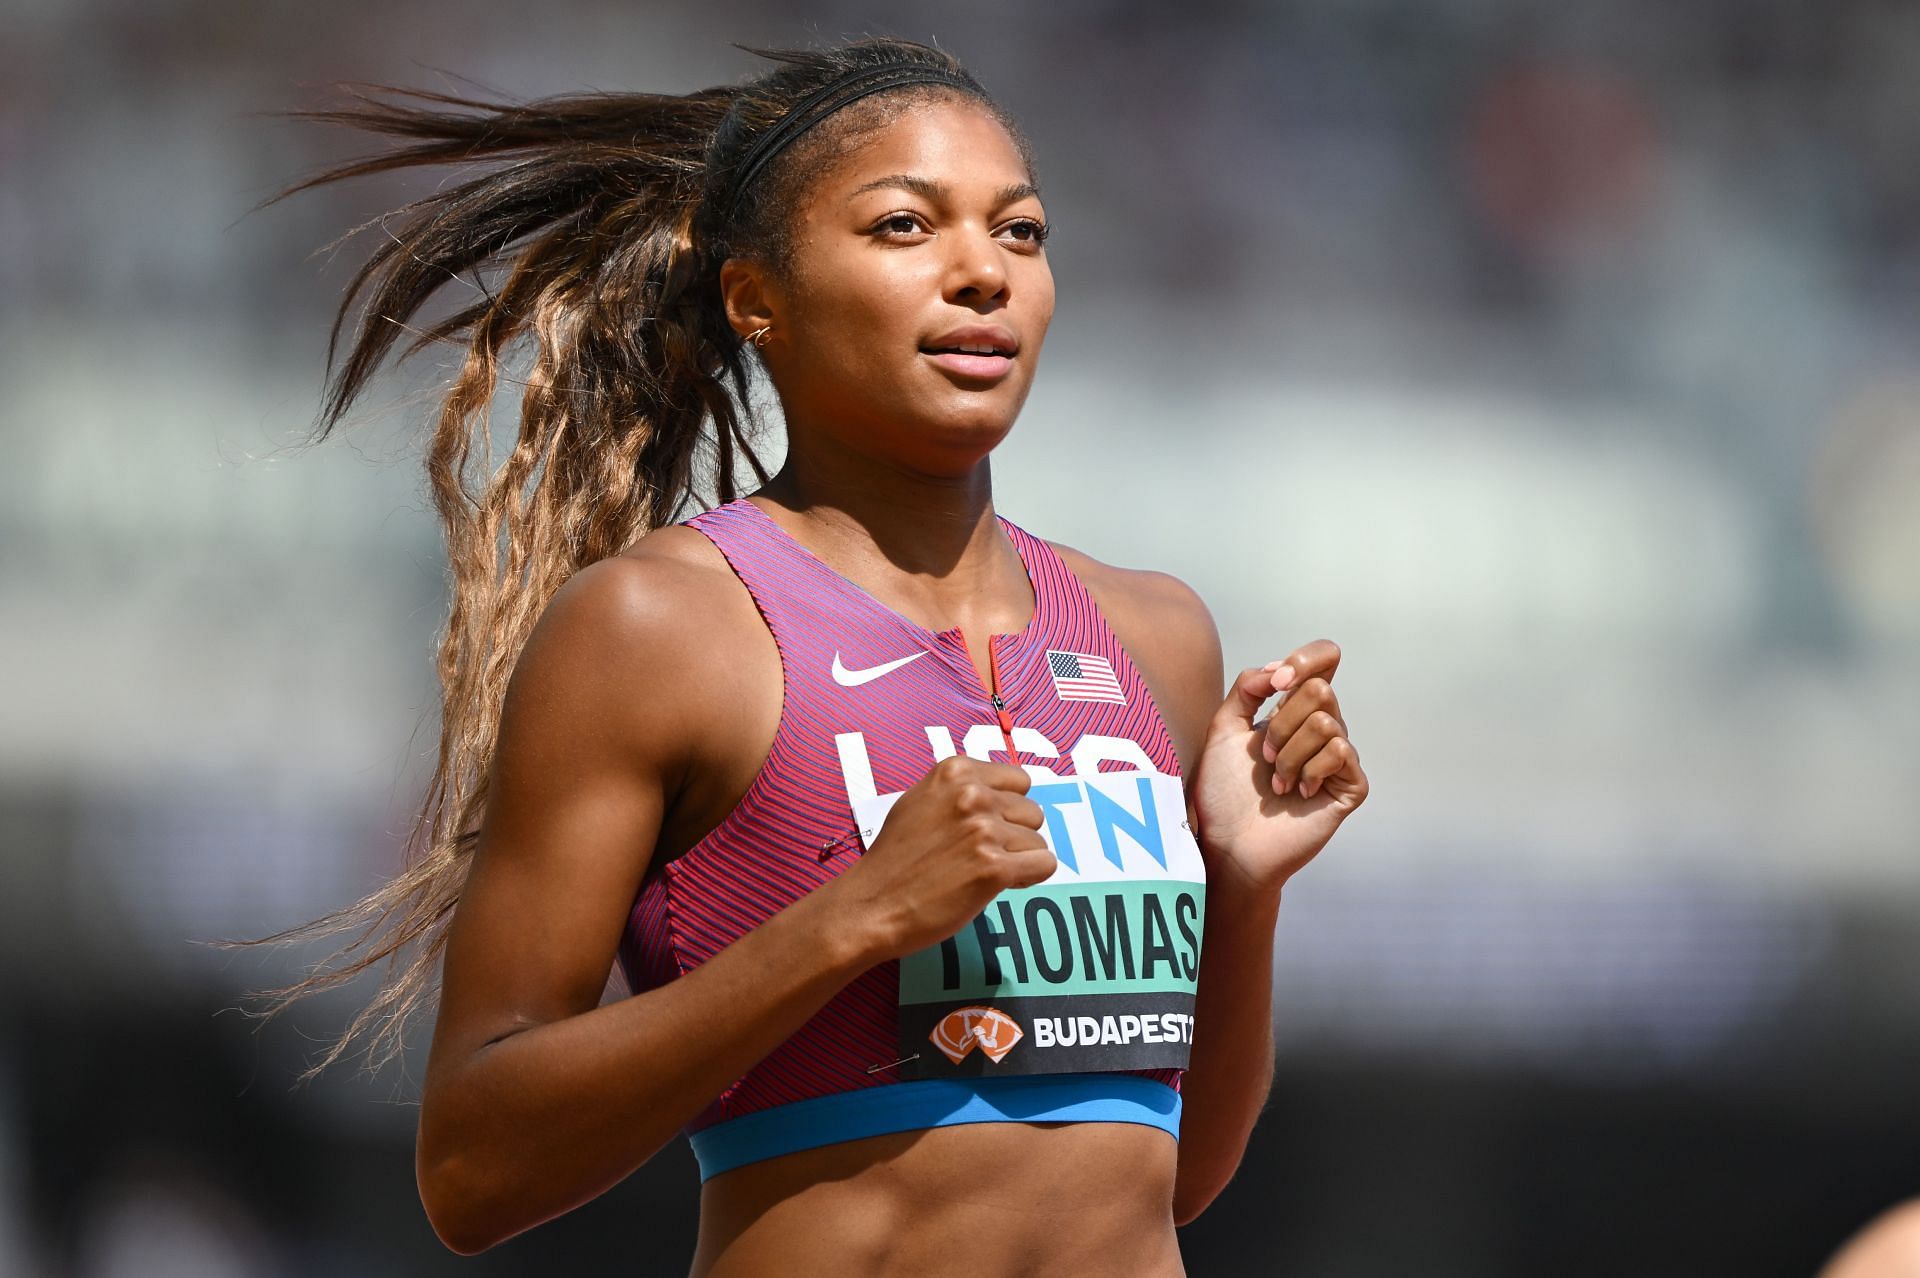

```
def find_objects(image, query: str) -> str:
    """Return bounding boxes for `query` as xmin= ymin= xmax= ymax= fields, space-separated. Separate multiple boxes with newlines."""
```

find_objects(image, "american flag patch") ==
xmin=1046 ymin=650 xmax=1127 ymax=704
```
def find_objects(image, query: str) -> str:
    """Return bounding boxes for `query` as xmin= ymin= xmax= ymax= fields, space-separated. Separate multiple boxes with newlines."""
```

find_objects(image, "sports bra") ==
xmin=618 ymin=496 xmax=1202 ymax=1182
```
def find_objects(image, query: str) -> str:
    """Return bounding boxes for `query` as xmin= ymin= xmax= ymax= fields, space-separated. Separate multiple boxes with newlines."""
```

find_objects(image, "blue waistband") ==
xmin=687 ymin=1072 xmax=1182 ymax=1182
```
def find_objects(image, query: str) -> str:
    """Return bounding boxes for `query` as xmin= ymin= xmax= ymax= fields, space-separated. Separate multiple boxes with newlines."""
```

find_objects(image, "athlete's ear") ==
xmin=718 ymin=255 xmax=778 ymax=344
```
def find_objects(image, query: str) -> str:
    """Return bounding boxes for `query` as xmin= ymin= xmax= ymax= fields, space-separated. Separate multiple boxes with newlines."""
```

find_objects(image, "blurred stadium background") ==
xmin=3 ymin=2 xmax=1916 ymax=1274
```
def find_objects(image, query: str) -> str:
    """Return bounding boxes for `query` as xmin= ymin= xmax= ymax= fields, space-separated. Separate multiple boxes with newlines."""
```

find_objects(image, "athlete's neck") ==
xmin=750 ymin=460 xmax=1027 ymax=628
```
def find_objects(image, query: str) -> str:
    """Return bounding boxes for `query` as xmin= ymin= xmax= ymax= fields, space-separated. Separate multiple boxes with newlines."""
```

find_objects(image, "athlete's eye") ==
xmin=869 ymin=212 xmax=1052 ymax=247
xmin=1005 ymin=218 xmax=1051 ymax=247
xmin=872 ymin=212 xmax=928 ymax=237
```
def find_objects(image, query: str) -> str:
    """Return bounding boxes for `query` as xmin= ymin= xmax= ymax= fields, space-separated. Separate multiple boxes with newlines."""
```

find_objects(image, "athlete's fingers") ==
xmin=976 ymin=758 xmax=1034 ymax=792
xmin=1259 ymin=676 xmax=1344 ymax=766
xmin=1263 ymin=639 xmax=1342 ymax=696
xmin=1217 ymin=664 xmax=1284 ymax=734
xmin=1004 ymin=845 xmax=1059 ymax=888
xmin=999 ymin=792 xmax=1047 ymax=830
xmin=1271 ymin=706 xmax=1347 ymax=795
xmin=1216 ymin=639 xmax=1343 ymax=736
xmin=1000 ymin=820 xmax=1052 ymax=854
xmin=1296 ymin=735 xmax=1364 ymax=801
xmin=932 ymin=754 xmax=1032 ymax=792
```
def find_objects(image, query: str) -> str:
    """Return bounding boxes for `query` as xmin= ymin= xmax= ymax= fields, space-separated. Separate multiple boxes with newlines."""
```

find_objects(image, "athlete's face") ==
xmin=726 ymin=95 xmax=1054 ymax=476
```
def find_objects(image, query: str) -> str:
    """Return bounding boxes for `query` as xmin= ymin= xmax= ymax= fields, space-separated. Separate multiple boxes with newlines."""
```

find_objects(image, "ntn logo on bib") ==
xmin=849 ymin=766 xmax=1206 ymax=886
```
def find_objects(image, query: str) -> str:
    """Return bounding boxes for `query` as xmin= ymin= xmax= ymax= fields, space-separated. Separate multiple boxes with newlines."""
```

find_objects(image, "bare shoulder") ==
xmin=1046 ymin=542 xmax=1216 ymax=637
xmin=1042 ymin=538 xmax=1225 ymax=775
xmin=1044 ymin=539 xmax=1221 ymax=668
xmin=503 ymin=523 xmax=757 ymax=784
xmin=518 ymin=526 xmax=728 ymax=696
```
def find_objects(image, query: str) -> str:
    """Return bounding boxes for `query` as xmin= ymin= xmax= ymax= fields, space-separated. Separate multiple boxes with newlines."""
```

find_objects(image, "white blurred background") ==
xmin=2 ymin=2 xmax=1915 ymax=1274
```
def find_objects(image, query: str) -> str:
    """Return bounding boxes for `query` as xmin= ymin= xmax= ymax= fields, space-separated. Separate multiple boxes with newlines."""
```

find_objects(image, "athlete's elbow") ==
xmin=417 ymin=1127 xmax=524 ymax=1256
xmin=418 ymin=1150 xmax=501 ymax=1255
xmin=1171 ymin=1184 xmax=1218 ymax=1228
xmin=1174 ymin=1177 xmax=1236 ymax=1227
xmin=1170 ymin=1160 xmax=1236 ymax=1227
xmin=429 ymin=1210 xmax=497 ymax=1258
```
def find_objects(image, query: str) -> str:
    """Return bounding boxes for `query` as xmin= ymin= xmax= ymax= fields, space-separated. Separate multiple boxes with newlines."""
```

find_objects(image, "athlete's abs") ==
xmin=693 ymin=1121 xmax=1184 ymax=1277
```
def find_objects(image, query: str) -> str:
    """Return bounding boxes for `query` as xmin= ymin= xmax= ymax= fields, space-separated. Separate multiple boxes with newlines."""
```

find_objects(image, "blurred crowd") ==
xmin=1 ymin=1 xmax=1915 ymax=1273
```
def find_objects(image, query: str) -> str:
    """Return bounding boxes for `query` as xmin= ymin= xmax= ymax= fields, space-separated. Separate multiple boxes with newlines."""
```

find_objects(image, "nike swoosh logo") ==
xmin=832 ymin=649 xmax=929 ymax=687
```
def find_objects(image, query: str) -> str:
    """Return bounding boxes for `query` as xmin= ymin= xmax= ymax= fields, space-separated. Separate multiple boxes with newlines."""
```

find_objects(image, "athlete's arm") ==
xmin=1136 ymin=573 xmax=1282 ymax=1227
xmin=1058 ymin=550 xmax=1280 ymax=1227
xmin=413 ymin=551 xmax=883 ymax=1255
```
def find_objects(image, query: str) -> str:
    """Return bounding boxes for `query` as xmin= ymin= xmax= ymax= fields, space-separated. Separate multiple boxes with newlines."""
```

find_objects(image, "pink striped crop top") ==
xmin=617 ymin=497 xmax=1205 ymax=1181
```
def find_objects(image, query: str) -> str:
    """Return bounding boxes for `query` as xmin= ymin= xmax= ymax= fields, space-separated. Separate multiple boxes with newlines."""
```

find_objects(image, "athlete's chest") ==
xmin=668 ymin=497 xmax=1192 ymax=852
xmin=815 ymin=625 xmax=1179 ymax=809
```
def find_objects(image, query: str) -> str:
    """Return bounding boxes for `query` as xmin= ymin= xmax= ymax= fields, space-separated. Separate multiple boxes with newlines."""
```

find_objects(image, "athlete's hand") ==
xmin=1189 ymin=638 xmax=1369 ymax=895
xmin=827 ymin=755 xmax=1057 ymax=962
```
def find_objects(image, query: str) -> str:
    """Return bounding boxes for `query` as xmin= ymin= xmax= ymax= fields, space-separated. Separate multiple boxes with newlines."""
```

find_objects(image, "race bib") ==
xmin=851 ymin=768 xmax=1206 ymax=1079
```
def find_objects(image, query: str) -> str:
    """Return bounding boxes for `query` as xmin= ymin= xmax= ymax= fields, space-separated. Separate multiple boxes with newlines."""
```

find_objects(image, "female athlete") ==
xmin=244 ymin=34 xmax=1369 ymax=1274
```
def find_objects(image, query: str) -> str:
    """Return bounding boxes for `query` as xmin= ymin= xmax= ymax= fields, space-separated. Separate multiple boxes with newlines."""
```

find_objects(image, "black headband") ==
xmin=719 ymin=61 xmax=982 ymax=217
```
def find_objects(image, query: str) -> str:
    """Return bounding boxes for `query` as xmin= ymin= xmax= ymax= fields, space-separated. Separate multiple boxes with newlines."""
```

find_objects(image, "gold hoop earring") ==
xmin=748 ymin=325 xmax=772 ymax=348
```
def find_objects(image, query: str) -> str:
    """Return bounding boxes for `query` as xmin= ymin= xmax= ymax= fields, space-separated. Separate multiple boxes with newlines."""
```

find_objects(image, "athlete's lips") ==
xmin=921 ymin=323 xmax=1019 ymax=357
xmin=922 ymin=349 xmax=1015 ymax=382
xmin=921 ymin=324 xmax=1018 ymax=382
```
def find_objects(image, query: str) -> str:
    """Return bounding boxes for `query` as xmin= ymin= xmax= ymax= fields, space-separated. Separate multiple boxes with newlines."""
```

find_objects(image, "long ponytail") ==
xmin=221 ymin=36 xmax=1026 ymax=1086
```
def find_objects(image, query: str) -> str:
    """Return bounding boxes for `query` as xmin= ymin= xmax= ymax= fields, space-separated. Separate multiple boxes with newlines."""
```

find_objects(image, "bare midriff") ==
xmin=689 ymin=1118 xmax=1184 ymax=1276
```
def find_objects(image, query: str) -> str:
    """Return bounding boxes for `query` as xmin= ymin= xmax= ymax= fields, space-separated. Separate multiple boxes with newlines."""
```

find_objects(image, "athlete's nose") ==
xmin=945 ymin=223 xmax=1010 ymax=304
